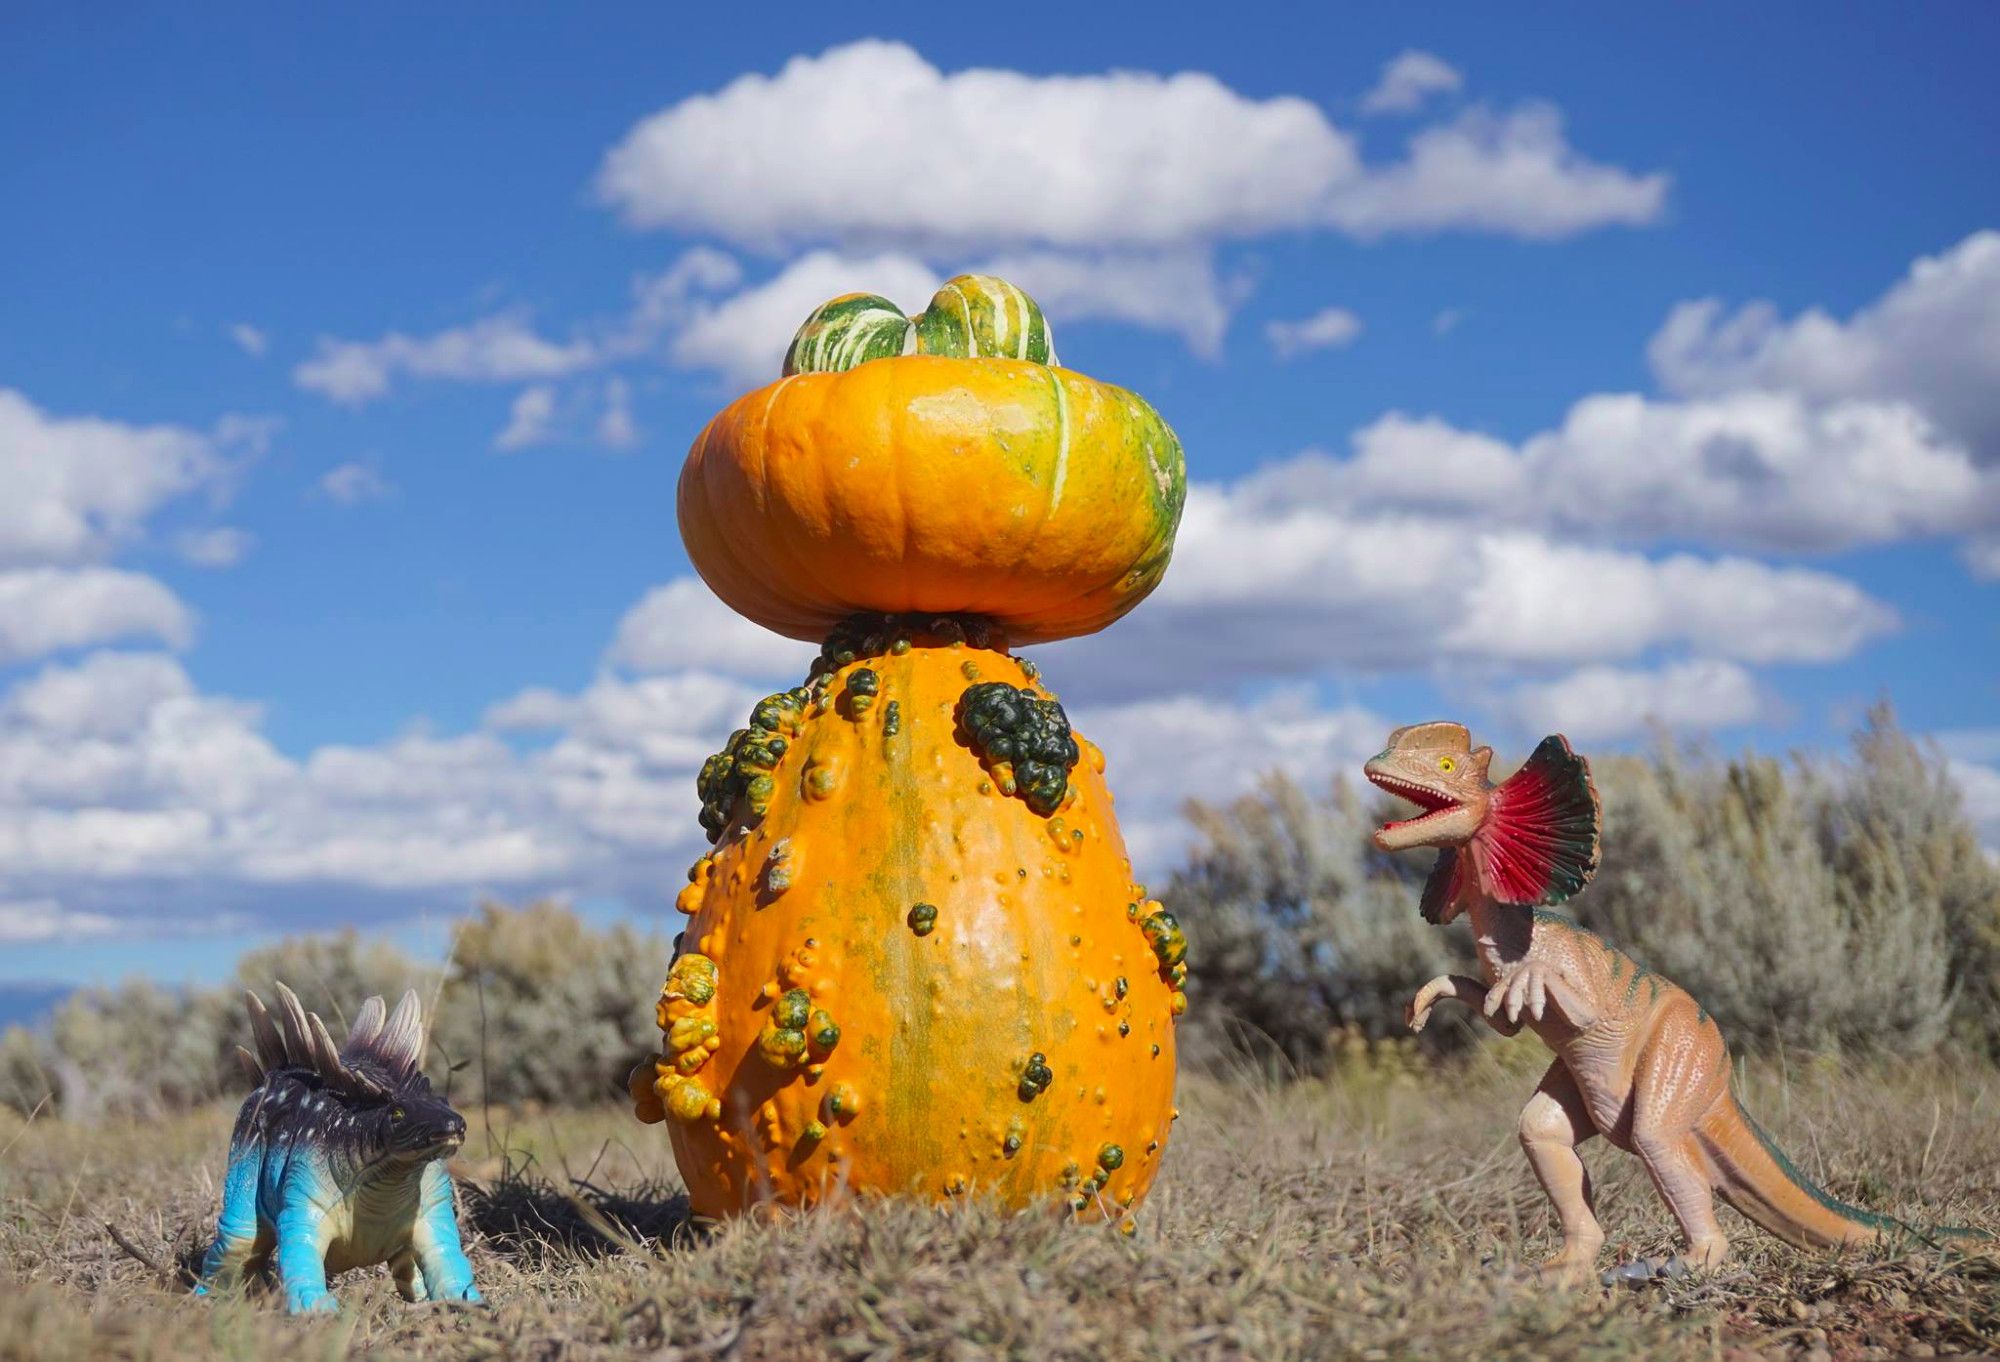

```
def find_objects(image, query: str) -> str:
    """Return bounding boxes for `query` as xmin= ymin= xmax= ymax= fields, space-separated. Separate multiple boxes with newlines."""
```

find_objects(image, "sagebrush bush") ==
xmin=1581 ymin=706 xmax=1991 ymax=1056
xmin=431 ymin=900 xmax=667 ymax=1108
xmin=1169 ymin=773 xmax=1464 ymax=1066
xmin=233 ymin=929 xmax=437 ymax=1039
xmin=0 ymin=900 xmax=671 ymax=1120
xmin=1172 ymin=705 xmax=2000 ymax=1070
xmin=3 ymin=981 xmax=240 ymax=1122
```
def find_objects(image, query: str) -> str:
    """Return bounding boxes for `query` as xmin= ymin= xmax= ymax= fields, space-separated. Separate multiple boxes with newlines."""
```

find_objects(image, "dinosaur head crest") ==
xmin=1365 ymin=723 xmax=1602 ymax=924
xmin=1363 ymin=722 xmax=1496 ymax=855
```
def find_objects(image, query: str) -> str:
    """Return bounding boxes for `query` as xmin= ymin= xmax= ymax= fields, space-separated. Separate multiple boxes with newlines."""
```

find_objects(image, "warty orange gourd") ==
xmin=632 ymin=276 xmax=1189 ymax=1224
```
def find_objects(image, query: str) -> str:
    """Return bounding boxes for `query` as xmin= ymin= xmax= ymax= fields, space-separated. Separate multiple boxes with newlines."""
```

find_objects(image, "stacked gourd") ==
xmin=631 ymin=276 xmax=1189 ymax=1223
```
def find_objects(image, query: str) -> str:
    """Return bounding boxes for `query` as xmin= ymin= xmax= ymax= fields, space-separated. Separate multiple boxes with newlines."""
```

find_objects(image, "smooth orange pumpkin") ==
xmin=677 ymin=276 xmax=1186 ymax=646
xmin=631 ymin=619 xmax=1185 ymax=1220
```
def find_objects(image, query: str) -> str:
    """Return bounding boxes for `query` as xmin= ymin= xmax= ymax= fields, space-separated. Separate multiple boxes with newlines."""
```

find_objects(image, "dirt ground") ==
xmin=2 ymin=1049 xmax=1995 ymax=1361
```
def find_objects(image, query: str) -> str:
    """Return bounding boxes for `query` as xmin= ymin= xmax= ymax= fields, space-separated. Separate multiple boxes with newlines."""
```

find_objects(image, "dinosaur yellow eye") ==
xmin=391 ymin=1107 xmax=404 ymax=1121
xmin=1437 ymin=757 xmax=1455 ymax=773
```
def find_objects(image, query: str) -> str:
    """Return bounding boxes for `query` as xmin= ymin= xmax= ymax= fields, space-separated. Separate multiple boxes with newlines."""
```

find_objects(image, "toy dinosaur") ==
xmin=195 ymin=984 xmax=479 ymax=1313
xmin=1365 ymin=722 xmax=1986 ymax=1281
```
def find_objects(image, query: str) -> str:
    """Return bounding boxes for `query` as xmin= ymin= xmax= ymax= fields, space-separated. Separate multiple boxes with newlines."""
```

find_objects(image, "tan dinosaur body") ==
xmin=1366 ymin=722 xmax=1979 ymax=1278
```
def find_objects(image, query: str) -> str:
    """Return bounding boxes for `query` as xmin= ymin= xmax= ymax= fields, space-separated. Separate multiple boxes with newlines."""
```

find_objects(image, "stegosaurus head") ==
xmin=239 ymin=984 xmax=466 ymax=1164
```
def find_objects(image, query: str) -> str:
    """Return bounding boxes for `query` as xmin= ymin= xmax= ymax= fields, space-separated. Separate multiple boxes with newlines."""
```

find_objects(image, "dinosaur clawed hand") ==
xmin=1485 ymin=961 xmax=1564 ymax=1025
xmin=1405 ymin=975 xmax=1457 ymax=1033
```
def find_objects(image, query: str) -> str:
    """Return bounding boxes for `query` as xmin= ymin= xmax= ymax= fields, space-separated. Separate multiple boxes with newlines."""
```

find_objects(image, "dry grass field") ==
xmin=2 ymin=1049 xmax=1995 ymax=1362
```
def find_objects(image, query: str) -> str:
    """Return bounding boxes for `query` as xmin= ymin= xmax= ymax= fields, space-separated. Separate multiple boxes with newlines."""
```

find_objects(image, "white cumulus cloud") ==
xmin=295 ymin=314 xmax=596 ymax=404
xmin=597 ymin=376 xmax=638 ymax=449
xmin=1266 ymin=306 xmax=1363 ymax=358
xmin=494 ymin=384 xmax=560 ymax=451
xmin=318 ymin=462 xmax=393 ymax=506
xmin=177 ymin=527 xmax=255 ymax=568
xmin=1649 ymin=230 xmax=2000 ymax=461
xmin=1325 ymin=103 xmax=1669 ymax=240
xmin=0 ymin=898 xmax=118 ymax=944
xmin=1034 ymin=464 xmax=1896 ymax=702
xmin=606 ymin=578 xmax=816 ymax=679
xmin=0 ymin=648 xmax=772 ymax=929
xmin=1072 ymin=689 xmax=1387 ymax=871
xmin=0 ymin=388 xmax=236 ymax=567
xmin=0 ymin=569 xmax=194 ymax=665
xmin=1360 ymin=50 xmax=1463 ymax=116
xmin=1497 ymin=659 xmax=1771 ymax=742
xmin=597 ymin=40 xmax=1361 ymax=252
xmin=1321 ymin=393 xmax=1990 ymax=556
xmin=597 ymin=41 xmax=1664 ymax=252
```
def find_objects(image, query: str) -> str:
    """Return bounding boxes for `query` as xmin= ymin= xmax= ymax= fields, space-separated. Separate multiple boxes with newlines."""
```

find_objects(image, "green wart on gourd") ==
xmin=663 ymin=953 xmax=718 ymax=1007
xmin=845 ymin=668 xmax=878 ymax=716
xmin=1017 ymin=1051 xmax=1055 ymax=1101
xmin=1140 ymin=908 xmax=1187 ymax=971
xmin=960 ymin=682 xmax=1080 ymax=817
xmin=697 ymin=688 xmax=810 ymax=840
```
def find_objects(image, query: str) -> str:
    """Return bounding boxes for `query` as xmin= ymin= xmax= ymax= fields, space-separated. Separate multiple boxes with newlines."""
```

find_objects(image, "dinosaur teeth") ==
xmin=1365 ymin=771 xmax=1457 ymax=811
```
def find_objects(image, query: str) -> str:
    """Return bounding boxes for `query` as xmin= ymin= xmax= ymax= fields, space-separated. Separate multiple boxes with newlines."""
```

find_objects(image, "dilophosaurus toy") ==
xmin=195 ymin=984 xmax=480 ymax=1313
xmin=1364 ymin=722 xmax=1988 ymax=1283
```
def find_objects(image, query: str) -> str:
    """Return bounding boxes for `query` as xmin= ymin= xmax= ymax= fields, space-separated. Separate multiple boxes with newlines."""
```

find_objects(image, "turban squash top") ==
xmin=677 ymin=276 xmax=1188 ymax=646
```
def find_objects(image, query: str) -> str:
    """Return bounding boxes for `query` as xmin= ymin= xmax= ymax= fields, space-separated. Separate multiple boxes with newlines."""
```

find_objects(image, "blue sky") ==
xmin=2 ymin=4 xmax=1997 ymax=990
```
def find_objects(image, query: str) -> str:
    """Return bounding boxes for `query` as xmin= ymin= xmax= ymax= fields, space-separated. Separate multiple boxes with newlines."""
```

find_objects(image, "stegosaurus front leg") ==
xmin=273 ymin=1157 xmax=338 ymax=1314
xmin=411 ymin=1162 xmax=481 ymax=1303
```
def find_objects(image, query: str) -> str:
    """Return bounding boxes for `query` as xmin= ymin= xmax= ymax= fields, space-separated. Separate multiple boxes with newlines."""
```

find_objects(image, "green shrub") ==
xmin=1169 ymin=773 xmax=1465 ymax=1066
xmin=0 ymin=901 xmax=668 ymax=1120
xmin=232 ymin=929 xmax=436 ymax=1040
xmin=1580 ymin=706 xmax=1993 ymax=1057
xmin=0 ymin=1026 xmax=56 ymax=1115
xmin=432 ymin=900 xmax=669 ymax=1108
xmin=16 ymin=981 xmax=237 ymax=1122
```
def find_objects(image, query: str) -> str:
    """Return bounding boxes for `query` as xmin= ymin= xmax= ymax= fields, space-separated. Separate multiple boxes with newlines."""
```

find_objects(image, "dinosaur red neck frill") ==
xmin=1417 ymin=736 xmax=1602 ymax=924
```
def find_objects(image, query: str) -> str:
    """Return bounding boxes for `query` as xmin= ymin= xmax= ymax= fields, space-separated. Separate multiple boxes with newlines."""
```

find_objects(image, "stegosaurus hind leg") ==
xmin=195 ymin=1144 xmax=267 ymax=1295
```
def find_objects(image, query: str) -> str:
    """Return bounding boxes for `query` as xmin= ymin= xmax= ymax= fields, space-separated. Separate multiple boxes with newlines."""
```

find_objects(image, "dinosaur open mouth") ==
xmin=1364 ymin=769 xmax=1462 ymax=832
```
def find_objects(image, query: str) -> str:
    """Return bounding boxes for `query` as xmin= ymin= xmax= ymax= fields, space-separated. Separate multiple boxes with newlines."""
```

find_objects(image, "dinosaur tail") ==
xmin=1698 ymin=1094 xmax=1990 ymax=1251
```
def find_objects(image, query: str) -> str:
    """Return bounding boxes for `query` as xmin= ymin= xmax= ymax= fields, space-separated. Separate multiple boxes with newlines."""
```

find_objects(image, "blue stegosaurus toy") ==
xmin=196 ymin=984 xmax=480 ymax=1313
